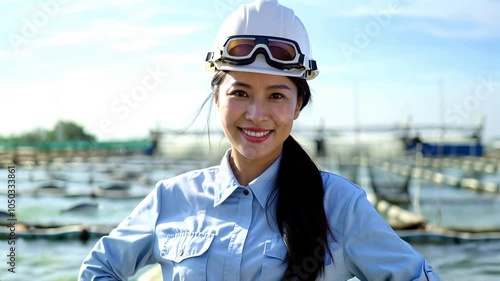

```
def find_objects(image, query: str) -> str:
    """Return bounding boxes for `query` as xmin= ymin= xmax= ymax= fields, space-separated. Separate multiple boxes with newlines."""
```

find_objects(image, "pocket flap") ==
xmin=263 ymin=235 xmax=332 ymax=266
xmin=160 ymin=232 xmax=215 ymax=263
xmin=263 ymin=235 xmax=287 ymax=261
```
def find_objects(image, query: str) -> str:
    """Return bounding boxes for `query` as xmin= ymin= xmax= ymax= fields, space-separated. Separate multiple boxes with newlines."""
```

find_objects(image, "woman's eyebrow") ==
xmin=231 ymin=81 xmax=252 ymax=89
xmin=267 ymin=84 xmax=292 ymax=91
xmin=230 ymin=82 xmax=292 ymax=91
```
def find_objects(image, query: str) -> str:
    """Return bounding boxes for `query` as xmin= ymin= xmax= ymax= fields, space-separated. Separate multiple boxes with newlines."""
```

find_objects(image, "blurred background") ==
xmin=1 ymin=0 xmax=499 ymax=280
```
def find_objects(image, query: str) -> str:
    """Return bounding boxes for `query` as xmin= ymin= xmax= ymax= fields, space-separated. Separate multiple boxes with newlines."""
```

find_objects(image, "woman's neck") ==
xmin=229 ymin=151 xmax=277 ymax=186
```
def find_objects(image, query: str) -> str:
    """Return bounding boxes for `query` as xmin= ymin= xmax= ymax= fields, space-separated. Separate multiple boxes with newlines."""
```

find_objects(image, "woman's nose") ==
xmin=245 ymin=99 xmax=269 ymax=122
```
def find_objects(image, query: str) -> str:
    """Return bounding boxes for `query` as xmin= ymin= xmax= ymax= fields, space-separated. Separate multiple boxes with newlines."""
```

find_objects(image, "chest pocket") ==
xmin=159 ymin=232 xmax=215 ymax=280
xmin=260 ymin=235 xmax=288 ymax=280
xmin=261 ymin=235 xmax=334 ymax=280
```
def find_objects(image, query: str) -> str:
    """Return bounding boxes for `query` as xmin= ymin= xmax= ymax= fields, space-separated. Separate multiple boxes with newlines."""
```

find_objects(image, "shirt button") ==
xmin=243 ymin=189 xmax=249 ymax=196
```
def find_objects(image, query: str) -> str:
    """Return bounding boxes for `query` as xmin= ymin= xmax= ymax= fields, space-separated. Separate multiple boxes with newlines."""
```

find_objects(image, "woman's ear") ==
xmin=214 ymin=93 xmax=219 ymax=106
xmin=294 ymin=99 xmax=303 ymax=120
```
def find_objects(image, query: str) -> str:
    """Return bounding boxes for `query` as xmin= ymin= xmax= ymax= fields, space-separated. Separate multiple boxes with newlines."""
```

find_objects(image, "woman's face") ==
xmin=216 ymin=71 xmax=302 ymax=165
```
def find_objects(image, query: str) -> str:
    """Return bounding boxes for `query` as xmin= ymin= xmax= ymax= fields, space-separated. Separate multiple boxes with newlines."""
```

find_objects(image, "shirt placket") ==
xmin=223 ymin=188 xmax=253 ymax=281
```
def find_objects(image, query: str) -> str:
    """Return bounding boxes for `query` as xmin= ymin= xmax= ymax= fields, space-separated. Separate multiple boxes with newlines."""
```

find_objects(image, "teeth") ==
xmin=242 ymin=129 xmax=270 ymax=138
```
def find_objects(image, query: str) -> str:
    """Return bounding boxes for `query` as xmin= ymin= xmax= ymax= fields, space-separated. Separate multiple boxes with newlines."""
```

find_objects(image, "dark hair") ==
xmin=210 ymin=70 xmax=332 ymax=280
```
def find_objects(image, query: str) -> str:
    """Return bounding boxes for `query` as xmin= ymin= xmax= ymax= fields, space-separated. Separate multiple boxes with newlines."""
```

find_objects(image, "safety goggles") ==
xmin=206 ymin=35 xmax=317 ymax=71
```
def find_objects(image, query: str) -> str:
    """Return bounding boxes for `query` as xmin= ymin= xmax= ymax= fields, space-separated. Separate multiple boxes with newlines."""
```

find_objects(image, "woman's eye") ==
xmin=230 ymin=90 xmax=247 ymax=97
xmin=270 ymin=93 xmax=284 ymax=99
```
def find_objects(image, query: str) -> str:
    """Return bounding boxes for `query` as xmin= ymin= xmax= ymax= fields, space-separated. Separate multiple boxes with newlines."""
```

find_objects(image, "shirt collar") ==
xmin=214 ymin=149 xmax=281 ymax=208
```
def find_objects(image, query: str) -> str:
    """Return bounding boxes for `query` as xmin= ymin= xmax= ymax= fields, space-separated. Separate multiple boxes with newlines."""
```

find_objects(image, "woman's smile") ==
xmin=239 ymin=127 xmax=273 ymax=143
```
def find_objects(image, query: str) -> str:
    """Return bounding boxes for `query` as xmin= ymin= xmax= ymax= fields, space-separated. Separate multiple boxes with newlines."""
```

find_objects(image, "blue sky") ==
xmin=1 ymin=0 xmax=499 ymax=141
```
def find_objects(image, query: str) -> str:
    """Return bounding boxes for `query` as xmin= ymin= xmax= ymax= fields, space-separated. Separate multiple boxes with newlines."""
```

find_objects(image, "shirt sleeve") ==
xmin=78 ymin=182 xmax=163 ymax=280
xmin=342 ymin=188 xmax=441 ymax=281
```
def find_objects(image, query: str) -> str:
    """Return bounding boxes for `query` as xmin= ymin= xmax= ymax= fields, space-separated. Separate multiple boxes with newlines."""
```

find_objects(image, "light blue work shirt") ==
xmin=79 ymin=150 xmax=440 ymax=280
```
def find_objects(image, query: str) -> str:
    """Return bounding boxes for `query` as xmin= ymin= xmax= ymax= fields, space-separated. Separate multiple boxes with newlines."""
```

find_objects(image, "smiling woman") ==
xmin=79 ymin=1 xmax=441 ymax=280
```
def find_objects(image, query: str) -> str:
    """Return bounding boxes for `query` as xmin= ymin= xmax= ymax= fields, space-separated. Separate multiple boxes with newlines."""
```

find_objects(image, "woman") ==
xmin=79 ymin=0 xmax=441 ymax=280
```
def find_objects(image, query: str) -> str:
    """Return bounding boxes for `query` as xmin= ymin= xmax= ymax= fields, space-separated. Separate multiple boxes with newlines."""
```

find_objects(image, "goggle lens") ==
xmin=268 ymin=41 xmax=296 ymax=60
xmin=227 ymin=39 xmax=255 ymax=56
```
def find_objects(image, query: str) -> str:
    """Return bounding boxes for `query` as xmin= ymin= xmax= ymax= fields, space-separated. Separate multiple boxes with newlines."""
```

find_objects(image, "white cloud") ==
xmin=395 ymin=20 xmax=498 ymax=39
xmin=401 ymin=0 xmax=499 ymax=23
xmin=342 ymin=0 xmax=500 ymax=38
xmin=60 ymin=2 xmax=95 ymax=15
xmin=90 ymin=19 xmax=143 ymax=38
xmin=136 ymin=7 xmax=177 ymax=20
xmin=144 ymin=25 xmax=207 ymax=38
xmin=317 ymin=65 xmax=352 ymax=75
xmin=34 ymin=30 xmax=95 ymax=47
xmin=0 ymin=48 xmax=31 ymax=59
xmin=60 ymin=0 xmax=148 ymax=15
xmin=115 ymin=38 xmax=162 ymax=52
xmin=29 ymin=19 xmax=208 ymax=51
xmin=282 ymin=0 xmax=333 ymax=7
xmin=147 ymin=50 xmax=207 ymax=67
xmin=408 ymin=70 xmax=475 ymax=83
xmin=0 ymin=65 xmax=152 ymax=138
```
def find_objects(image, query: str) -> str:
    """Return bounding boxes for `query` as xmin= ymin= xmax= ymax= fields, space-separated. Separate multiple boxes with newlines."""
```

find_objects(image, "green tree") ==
xmin=0 ymin=120 xmax=96 ymax=143
xmin=50 ymin=120 xmax=96 ymax=141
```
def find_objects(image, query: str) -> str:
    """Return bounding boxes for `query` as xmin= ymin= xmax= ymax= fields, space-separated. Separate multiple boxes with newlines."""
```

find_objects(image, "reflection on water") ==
xmin=415 ymin=241 xmax=500 ymax=280
xmin=1 ymin=153 xmax=500 ymax=280
xmin=415 ymin=183 xmax=500 ymax=228
xmin=0 ymin=239 xmax=155 ymax=281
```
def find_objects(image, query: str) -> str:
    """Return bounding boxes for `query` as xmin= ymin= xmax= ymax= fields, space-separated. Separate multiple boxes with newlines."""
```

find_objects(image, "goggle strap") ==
xmin=298 ymin=54 xmax=305 ymax=65
xmin=309 ymin=60 xmax=317 ymax=71
xmin=205 ymin=52 xmax=214 ymax=62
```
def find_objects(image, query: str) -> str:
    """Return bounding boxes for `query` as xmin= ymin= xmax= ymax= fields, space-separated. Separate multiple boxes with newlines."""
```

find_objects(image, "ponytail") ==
xmin=272 ymin=136 xmax=331 ymax=280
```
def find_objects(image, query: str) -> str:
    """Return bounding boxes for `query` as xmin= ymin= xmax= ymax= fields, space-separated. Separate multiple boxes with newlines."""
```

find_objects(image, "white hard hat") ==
xmin=205 ymin=0 xmax=318 ymax=80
